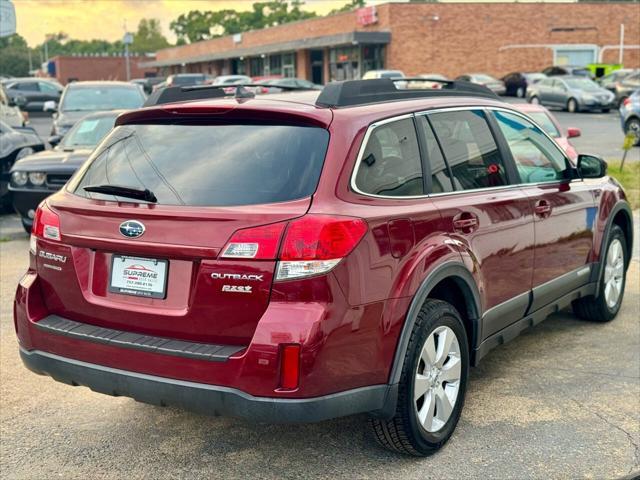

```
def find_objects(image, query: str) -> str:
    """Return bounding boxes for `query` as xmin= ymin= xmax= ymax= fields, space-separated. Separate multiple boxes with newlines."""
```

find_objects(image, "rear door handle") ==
xmin=453 ymin=212 xmax=479 ymax=234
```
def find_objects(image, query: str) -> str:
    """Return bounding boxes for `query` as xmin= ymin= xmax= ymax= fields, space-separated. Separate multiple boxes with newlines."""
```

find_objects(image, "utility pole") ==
xmin=123 ymin=19 xmax=133 ymax=81
xmin=619 ymin=23 xmax=625 ymax=65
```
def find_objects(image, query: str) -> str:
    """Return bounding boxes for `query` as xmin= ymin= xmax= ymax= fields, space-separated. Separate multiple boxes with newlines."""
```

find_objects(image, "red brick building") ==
xmin=145 ymin=2 xmax=640 ymax=83
xmin=49 ymin=54 xmax=158 ymax=85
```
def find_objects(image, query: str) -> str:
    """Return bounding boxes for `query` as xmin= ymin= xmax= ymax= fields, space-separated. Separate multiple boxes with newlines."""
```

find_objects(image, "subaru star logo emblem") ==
xmin=119 ymin=220 xmax=145 ymax=238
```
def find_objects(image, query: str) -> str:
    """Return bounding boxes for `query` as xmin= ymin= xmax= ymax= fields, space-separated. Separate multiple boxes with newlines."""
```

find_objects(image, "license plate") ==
xmin=109 ymin=255 xmax=168 ymax=299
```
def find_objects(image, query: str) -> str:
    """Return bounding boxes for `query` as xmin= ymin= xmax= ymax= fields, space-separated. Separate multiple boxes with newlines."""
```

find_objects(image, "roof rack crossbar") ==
xmin=315 ymin=78 xmax=498 ymax=108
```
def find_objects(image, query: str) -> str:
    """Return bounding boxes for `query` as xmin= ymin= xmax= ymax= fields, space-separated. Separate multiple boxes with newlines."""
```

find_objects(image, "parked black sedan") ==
xmin=1 ymin=78 xmax=63 ymax=112
xmin=502 ymin=72 xmax=547 ymax=97
xmin=9 ymin=110 xmax=121 ymax=232
xmin=0 ymin=120 xmax=45 ymax=208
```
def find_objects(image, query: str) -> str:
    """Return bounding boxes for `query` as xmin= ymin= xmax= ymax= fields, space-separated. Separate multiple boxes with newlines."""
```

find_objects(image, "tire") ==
xmin=567 ymin=98 xmax=578 ymax=113
xmin=516 ymin=87 xmax=525 ymax=98
xmin=21 ymin=218 xmax=32 ymax=234
xmin=370 ymin=299 xmax=469 ymax=456
xmin=601 ymin=108 xmax=610 ymax=113
xmin=572 ymin=225 xmax=627 ymax=322
xmin=625 ymin=117 xmax=640 ymax=146
xmin=529 ymin=95 xmax=540 ymax=105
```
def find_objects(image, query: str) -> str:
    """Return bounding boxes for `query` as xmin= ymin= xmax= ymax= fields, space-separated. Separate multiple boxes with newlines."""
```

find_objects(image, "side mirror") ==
xmin=43 ymin=100 xmax=57 ymax=112
xmin=567 ymin=127 xmax=581 ymax=138
xmin=577 ymin=154 xmax=607 ymax=179
xmin=48 ymin=135 xmax=62 ymax=147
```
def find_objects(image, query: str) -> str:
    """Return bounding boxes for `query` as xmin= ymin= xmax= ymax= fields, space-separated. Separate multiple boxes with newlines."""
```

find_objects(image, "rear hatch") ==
xmin=38 ymin=117 xmax=330 ymax=346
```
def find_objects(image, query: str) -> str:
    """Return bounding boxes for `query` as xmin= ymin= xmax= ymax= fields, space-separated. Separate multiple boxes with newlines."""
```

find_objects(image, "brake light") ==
xmin=276 ymin=215 xmax=367 ymax=280
xmin=220 ymin=215 xmax=367 ymax=280
xmin=279 ymin=344 xmax=300 ymax=390
xmin=220 ymin=222 xmax=287 ymax=259
xmin=33 ymin=203 xmax=61 ymax=241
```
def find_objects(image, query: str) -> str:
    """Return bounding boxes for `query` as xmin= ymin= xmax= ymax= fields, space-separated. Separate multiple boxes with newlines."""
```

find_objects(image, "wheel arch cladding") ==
xmin=594 ymin=201 xmax=633 ymax=296
xmin=388 ymin=262 xmax=481 ymax=386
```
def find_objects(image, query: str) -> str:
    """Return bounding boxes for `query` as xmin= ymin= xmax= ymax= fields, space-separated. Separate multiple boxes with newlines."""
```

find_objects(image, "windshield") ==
xmin=60 ymin=115 xmax=117 ymax=149
xmin=527 ymin=112 xmax=560 ymax=138
xmin=171 ymin=75 xmax=205 ymax=85
xmin=474 ymin=74 xmax=497 ymax=82
xmin=71 ymin=123 xmax=330 ymax=207
xmin=380 ymin=71 xmax=403 ymax=78
xmin=61 ymin=86 xmax=145 ymax=112
xmin=565 ymin=78 xmax=599 ymax=90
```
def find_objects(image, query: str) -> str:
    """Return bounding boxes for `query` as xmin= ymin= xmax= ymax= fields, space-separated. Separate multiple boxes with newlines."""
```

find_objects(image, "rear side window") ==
xmin=429 ymin=110 xmax=508 ymax=190
xmin=416 ymin=116 xmax=453 ymax=193
xmin=72 ymin=123 xmax=329 ymax=207
xmin=354 ymin=118 xmax=423 ymax=196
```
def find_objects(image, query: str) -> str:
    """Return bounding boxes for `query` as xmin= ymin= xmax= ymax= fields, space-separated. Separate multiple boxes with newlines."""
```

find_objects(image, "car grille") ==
xmin=46 ymin=174 xmax=72 ymax=187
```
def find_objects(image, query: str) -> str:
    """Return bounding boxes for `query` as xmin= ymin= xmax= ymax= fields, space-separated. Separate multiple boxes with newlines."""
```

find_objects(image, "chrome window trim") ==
xmin=349 ymin=105 xmax=578 ymax=201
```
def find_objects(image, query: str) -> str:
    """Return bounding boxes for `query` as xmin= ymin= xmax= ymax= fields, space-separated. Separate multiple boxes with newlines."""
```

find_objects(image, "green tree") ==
xmin=329 ymin=0 xmax=366 ymax=15
xmin=0 ymin=34 xmax=30 ymax=76
xmin=169 ymin=0 xmax=316 ymax=44
xmin=132 ymin=18 xmax=170 ymax=53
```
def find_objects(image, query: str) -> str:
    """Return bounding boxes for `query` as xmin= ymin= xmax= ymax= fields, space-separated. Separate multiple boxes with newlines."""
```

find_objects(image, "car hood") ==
xmin=55 ymin=110 xmax=101 ymax=127
xmin=573 ymin=87 xmax=613 ymax=97
xmin=10 ymin=148 xmax=93 ymax=172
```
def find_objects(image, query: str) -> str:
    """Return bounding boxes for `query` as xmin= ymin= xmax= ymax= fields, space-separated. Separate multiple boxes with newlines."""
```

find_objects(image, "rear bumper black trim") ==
xmin=20 ymin=348 xmax=394 ymax=423
xmin=34 ymin=315 xmax=245 ymax=362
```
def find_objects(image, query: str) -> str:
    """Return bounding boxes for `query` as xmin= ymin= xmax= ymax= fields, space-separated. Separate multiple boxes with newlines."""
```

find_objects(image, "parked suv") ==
xmin=15 ymin=79 xmax=633 ymax=456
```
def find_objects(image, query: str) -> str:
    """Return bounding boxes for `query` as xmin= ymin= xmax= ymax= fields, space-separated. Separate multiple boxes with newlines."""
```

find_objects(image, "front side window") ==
xmin=354 ymin=118 xmax=423 ymax=196
xmin=429 ymin=110 xmax=508 ymax=190
xmin=493 ymin=110 xmax=567 ymax=184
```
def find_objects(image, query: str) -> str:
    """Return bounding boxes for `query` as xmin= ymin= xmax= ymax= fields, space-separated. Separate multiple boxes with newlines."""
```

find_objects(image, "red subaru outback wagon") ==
xmin=15 ymin=79 xmax=633 ymax=455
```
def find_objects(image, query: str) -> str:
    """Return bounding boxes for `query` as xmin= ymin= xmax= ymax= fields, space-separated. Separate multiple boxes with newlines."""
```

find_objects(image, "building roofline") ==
xmin=141 ymin=31 xmax=391 ymax=68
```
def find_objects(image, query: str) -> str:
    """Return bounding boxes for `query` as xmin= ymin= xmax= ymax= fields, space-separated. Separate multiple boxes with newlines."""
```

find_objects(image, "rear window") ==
xmin=71 ymin=123 xmax=329 ymax=207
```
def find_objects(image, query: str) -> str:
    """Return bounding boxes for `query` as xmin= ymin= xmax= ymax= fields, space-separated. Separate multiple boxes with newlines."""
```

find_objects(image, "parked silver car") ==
xmin=526 ymin=76 xmax=615 ymax=113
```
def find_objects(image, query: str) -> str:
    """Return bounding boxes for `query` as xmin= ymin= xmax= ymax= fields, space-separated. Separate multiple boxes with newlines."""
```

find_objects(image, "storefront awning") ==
xmin=141 ymin=31 xmax=391 ymax=68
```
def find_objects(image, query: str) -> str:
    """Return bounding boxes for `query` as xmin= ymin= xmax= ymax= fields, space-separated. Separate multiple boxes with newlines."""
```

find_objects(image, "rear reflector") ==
xmin=280 ymin=344 xmax=301 ymax=390
xmin=33 ymin=202 xmax=61 ymax=242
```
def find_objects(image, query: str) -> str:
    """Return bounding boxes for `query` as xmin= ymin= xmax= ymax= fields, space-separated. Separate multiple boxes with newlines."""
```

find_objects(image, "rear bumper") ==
xmin=20 ymin=348 xmax=395 ymax=423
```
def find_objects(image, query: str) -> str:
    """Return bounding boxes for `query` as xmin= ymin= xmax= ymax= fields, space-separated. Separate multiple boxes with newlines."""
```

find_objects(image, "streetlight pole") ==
xmin=123 ymin=31 xmax=133 ymax=81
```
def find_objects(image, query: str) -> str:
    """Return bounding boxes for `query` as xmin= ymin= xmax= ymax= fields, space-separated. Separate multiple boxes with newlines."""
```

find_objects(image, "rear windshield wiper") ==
xmin=83 ymin=184 xmax=157 ymax=203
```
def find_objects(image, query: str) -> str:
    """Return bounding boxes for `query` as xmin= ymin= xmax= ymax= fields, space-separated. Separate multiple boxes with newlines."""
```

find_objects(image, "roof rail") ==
xmin=315 ymin=78 xmax=499 ymax=108
xmin=143 ymin=83 xmax=311 ymax=107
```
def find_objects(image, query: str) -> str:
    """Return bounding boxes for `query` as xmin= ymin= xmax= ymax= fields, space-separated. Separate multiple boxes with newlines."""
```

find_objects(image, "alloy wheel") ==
xmin=604 ymin=238 xmax=624 ymax=309
xmin=414 ymin=326 xmax=462 ymax=433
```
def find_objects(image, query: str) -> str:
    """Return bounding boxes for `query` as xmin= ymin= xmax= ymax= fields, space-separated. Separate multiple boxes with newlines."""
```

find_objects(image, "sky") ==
xmin=13 ymin=0 xmax=574 ymax=47
xmin=13 ymin=0 xmax=355 ymax=46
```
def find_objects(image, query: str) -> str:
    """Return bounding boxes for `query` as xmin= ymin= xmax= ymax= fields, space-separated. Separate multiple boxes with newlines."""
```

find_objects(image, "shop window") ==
xmin=269 ymin=55 xmax=282 ymax=76
xmin=282 ymin=52 xmax=296 ymax=78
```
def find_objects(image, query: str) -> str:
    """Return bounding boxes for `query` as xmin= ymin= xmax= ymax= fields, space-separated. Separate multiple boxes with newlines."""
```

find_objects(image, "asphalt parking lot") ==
xmin=1 ymin=108 xmax=638 ymax=479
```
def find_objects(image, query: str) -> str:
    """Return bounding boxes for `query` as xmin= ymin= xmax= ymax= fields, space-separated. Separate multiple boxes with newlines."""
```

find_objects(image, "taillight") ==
xmin=276 ymin=215 xmax=367 ymax=281
xmin=33 ymin=203 xmax=61 ymax=241
xmin=220 ymin=215 xmax=368 ymax=281
xmin=279 ymin=344 xmax=300 ymax=390
xmin=220 ymin=222 xmax=287 ymax=259
xmin=623 ymin=97 xmax=631 ymax=107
